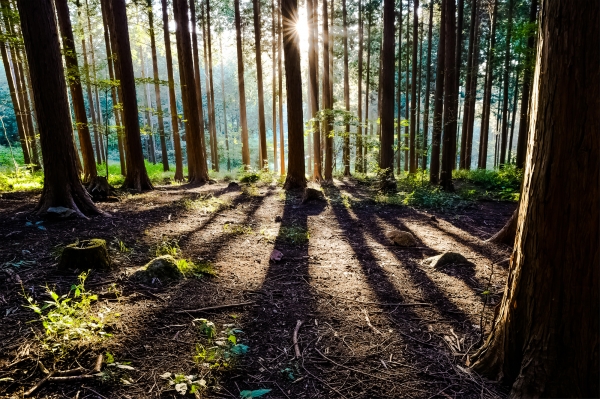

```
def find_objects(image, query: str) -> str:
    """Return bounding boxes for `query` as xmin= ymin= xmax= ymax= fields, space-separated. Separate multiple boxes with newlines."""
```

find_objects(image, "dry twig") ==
xmin=175 ymin=301 xmax=254 ymax=314
xmin=293 ymin=320 xmax=304 ymax=358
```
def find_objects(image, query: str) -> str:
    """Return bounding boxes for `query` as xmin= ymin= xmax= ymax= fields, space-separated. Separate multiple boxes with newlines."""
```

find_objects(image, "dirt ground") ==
xmin=0 ymin=179 xmax=516 ymax=398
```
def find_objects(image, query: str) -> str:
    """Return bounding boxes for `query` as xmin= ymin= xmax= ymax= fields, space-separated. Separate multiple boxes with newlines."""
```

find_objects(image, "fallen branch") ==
xmin=93 ymin=354 xmax=103 ymax=373
xmin=24 ymin=371 xmax=54 ymax=396
xmin=293 ymin=320 xmax=304 ymax=358
xmin=48 ymin=375 xmax=96 ymax=382
xmin=55 ymin=367 xmax=87 ymax=377
xmin=175 ymin=301 xmax=254 ymax=314
xmin=362 ymin=309 xmax=382 ymax=334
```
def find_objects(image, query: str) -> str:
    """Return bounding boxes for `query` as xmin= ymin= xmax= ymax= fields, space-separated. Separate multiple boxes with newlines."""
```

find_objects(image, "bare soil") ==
xmin=0 ymin=179 xmax=516 ymax=398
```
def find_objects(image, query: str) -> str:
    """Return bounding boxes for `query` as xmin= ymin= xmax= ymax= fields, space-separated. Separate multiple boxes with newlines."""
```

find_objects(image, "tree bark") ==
xmin=252 ymin=0 xmax=268 ymax=169
xmin=515 ymin=0 xmax=537 ymax=169
xmin=80 ymin=30 xmax=102 ymax=164
xmin=234 ymin=0 xmax=250 ymax=168
xmin=499 ymin=0 xmax=513 ymax=167
xmin=281 ymin=0 xmax=306 ymax=189
xmin=342 ymin=0 xmax=350 ymax=176
xmin=271 ymin=0 xmax=278 ymax=174
xmin=203 ymin=0 xmax=219 ymax=171
xmin=106 ymin=0 xmax=153 ymax=190
xmin=355 ymin=0 xmax=363 ymax=173
xmin=219 ymin=36 xmax=231 ymax=171
xmin=395 ymin=8 xmax=402 ymax=174
xmin=409 ymin=0 xmax=419 ymax=173
xmin=429 ymin=0 xmax=444 ymax=184
xmin=363 ymin=9 xmax=372 ymax=173
xmin=421 ymin=0 xmax=433 ymax=169
xmin=453 ymin=0 xmax=463 ymax=169
xmin=307 ymin=0 xmax=322 ymax=180
xmin=139 ymin=46 xmax=156 ymax=164
xmin=507 ymin=67 xmax=519 ymax=163
xmin=322 ymin=0 xmax=333 ymax=181
xmin=190 ymin=0 xmax=208 ymax=172
xmin=17 ymin=0 xmax=100 ymax=216
xmin=277 ymin=0 xmax=285 ymax=174
xmin=465 ymin=10 xmax=480 ymax=168
xmin=471 ymin=2 xmax=599 ymax=397
xmin=404 ymin=0 xmax=409 ymax=172
xmin=54 ymin=0 xmax=97 ymax=181
xmin=459 ymin=0 xmax=476 ymax=169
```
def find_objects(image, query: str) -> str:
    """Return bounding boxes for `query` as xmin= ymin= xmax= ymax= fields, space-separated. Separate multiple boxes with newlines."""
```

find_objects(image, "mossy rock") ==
xmin=385 ymin=230 xmax=417 ymax=246
xmin=131 ymin=255 xmax=184 ymax=285
xmin=424 ymin=252 xmax=472 ymax=269
xmin=58 ymin=239 xmax=113 ymax=271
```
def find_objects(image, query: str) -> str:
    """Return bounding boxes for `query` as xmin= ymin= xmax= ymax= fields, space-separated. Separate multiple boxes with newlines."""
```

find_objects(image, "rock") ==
xmin=385 ymin=230 xmax=417 ymax=246
xmin=58 ymin=239 xmax=113 ymax=271
xmin=302 ymin=188 xmax=325 ymax=204
xmin=424 ymin=252 xmax=471 ymax=269
xmin=270 ymin=249 xmax=283 ymax=262
xmin=274 ymin=215 xmax=282 ymax=222
xmin=47 ymin=206 xmax=76 ymax=218
xmin=228 ymin=181 xmax=240 ymax=189
xmin=131 ymin=255 xmax=183 ymax=285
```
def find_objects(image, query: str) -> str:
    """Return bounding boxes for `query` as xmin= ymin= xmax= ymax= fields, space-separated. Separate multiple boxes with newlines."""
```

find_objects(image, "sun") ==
xmin=295 ymin=5 xmax=310 ymax=52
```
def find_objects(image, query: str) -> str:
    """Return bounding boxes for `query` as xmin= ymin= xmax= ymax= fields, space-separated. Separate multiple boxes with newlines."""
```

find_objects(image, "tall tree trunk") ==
xmin=395 ymin=8 xmax=402 ymax=174
xmin=515 ymin=0 xmax=537 ymax=169
xmin=409 ymin=0 xmax=419 ymax=173
xmin=281 ymin=0 xmax=306 ymax=189
xmin=203 ymin=0 xmax=219 ymax=171
xmin=342 ymin=0 xmax=350 ymax=176
xmin=271 ymin=0 xmax=278 ymax=173
xmin=55 ymin=0 xmax=97 ymax=181
xmin=160 ymin=0 xmax=183 ymax=180
xmin=363 ymin=10 xmax=372 ymax=173
xmin=252 ymin=0 xmax=268 ymax=169
xmin=465 ymin=11 xmax=480 ymax=168
xmin=429 ymin=0 xmax=444 ymax=184
xmin=80 ymin=31 xmax=102 ymax=164
xmin=17 ymin=0 xmax=100 ymax=216
xmin=507 ymin=67 xmax=519 ymax=163
xmin=459 ymin=0 xmax=476 ymax=169
xmin=322 ymin=0 xmax=333 ymax=180
xmin=106 ymin=0 xmax=153 ymax=190
xmin=139 ymin=46 xmax=156 ymax=164
xmin=404 ymin=0 xmax=409 ymax=172
xmin=422 ymin=0 xmax=433 ymax=169
xmin=190 ymin=0 xmax=208 ymax=172
xmin=219 ymin=36 xmax=231 ymax=171
xmin=307 ymin=0 xmax=322 ymax=180
xmin=16 ymin=52 xmax=40 ymax=168
xmin=378 ymin=0 xmax=396 ymax=189
xmin=477 ymin=0 xmax=498 ymax=169
xmin=416 ymin=19 xmax=423 ymax=164
xmin=355 ymin=0 xmax=363 ymax=173
xmin=471 ymin=2 xmax=598 ymax=396
xmin=499 ymin=0 xmax=513 ymax=166
xmin=278 ymin=0 xmax=285 ymax=174
xmin=453 ymin=0 xmax=463 ymax=169
xmin=147 ymin=0 xmax=169 ymax=171
xmin=440 ymin=0 xmax=457 ymax=191
xmin=234 ymin=0 xmax=250 ymax=168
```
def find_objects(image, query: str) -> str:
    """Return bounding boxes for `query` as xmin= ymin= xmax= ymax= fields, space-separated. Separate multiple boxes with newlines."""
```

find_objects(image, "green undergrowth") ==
xmin=279 ymin=225 xmax=310 ymax=244
xmin=154 ymin=236 xmax=215 ymax=278
xmin=181 ymin=194 xmax=231 ymax=213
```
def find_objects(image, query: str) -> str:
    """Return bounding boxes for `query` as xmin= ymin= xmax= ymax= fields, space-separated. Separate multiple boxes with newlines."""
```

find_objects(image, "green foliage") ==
xmin=24 ymin=272 xmax=118 ymax=354
xmin=160 ymin=372 xmax=206 ymax=395
xmin=193 ymin=319 xmax=248 ymax=371
xmin=154 ymin=236 xmax=180 ymax=257
xmin=239 ymin=167 xmax=275 ymax=185
xmin=175 ymin=259 xmax=216 ymax=278
xmin=279 ymin=225 xmax=310 ymax=244
xmin=223 ymin=223 xmax=254 ymax=235
xmin=0 ymin=148 xmax=44 ymax=192
xmin=181 ymin=194 xmax=231 ymax=213
xmin=453 ymin=165 xmax=523 ymax=201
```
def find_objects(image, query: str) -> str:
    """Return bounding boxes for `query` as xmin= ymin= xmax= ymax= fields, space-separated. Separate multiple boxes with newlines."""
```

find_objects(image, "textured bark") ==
xmin=355 ymin=0 xmax=363 ymax=173
xmin=234 ymin=0 xmax=250 ymax=167
xmin=471 ymin=2 xmax=599 ymax=396
xmin=17 ymin=0 xmax=100 ymax=217
xmin=203 ymin=1 xmax=219 ymax=171
xmin=465 ymin=12 xmax=480 ymax=168
xmin=477 ymin=0 xmax=498 ymax=169
xmin=16 ymin=51 xmax=40 ymax=169
xmin=277 ymin=0 xmax=285 ymax=174
xmin=160 ymin=0 xmax=183 ymax=180
xmin=322 ymin=0 xmax=333 ymax=181
xmin=499 ymin=0 xmax=513 ymax=166
xmin=415 ymin=20 xmax=423 ymax=163
xmin=459 ymin=0 xmax=476 ymax=169
xmin=106 ymin=0 xmax=153 ymax=190
xmin=404 ymin=0 xmax=409 ymax=171
xmin=271 ymin=0 xmax=277 ymax=174
xmin=252 ymin=0 xmax=268 ymax=169
xmin=363 ymin=10 xmax=372 ymax=173
xmin=507 ymin=68 xmax=519 ymax=163
xmin=55 ymin=0 xmax=97 ymax=181
xmin=342 ymin=0 xmax=350 ymax=176
xmin=421 ymin=0 xmax=433 ymax=169
xmin=515 ymin=0 xmax=537 ymax=169
xmin=307 ymin=0 xmax=322 ymax=180
xmin=281 ymin=0 xmax=306 ymax=189
xmin=378 ymin=0 xmax=396 ymax=190
xmin=487 ymin=207 xmax=517 ymax=246
xmin=429 ymin=0 xmax=444 ymax=184
xmin=408 ymin=0 xmax=419 ymax=173
xmin=395 ymin=8 xmax=402 ymax=174
xmin=219 ymin=36 xmax=231 ymax=171
xmin=190 ymin=0 xmax=208 ymax=172
xmin=452 ymin=0 xmax=463 ymax=169
xmin=440 ymin=0 xmax=457 ymax=191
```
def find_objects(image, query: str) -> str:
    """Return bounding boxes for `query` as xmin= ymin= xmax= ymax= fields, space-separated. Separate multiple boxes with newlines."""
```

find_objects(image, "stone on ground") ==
xmin=58 ymin=238 xmax=113 ymax=271
xmin=385 ymin=230 xmax=417 ymax=246
xmin=302 ymin=188 xmax=325 ymax=204
xmin=131 ymin=255 xmax=184 ymax=284
xmin=424 ymin=252 xmax=471 ymax=269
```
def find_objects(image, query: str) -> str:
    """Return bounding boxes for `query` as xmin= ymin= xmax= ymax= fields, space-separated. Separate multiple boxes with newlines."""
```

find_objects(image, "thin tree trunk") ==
xmin=105 ymin=0 xmax=153 ymax=190
xmin=395 ymin=8 xmax=402 ymax=173
xmin=307 ymin=0 xmax=322 ymax=180
xmin=55 ymin=0 xmax=97 ymax=181
xmin=234 ymin=0 xmax=250 ymax=168
xmin=17 ymin=0 xmax=100 ymax=216
xmin=281 ymin=0 xmax=306 ymax=189
xmin=460 ymin=0 xmax=476 ymax=169
xmin=404 ymin=0 xmax=410 ymax=171
xmin=416 ymin=19 xmax=423 ymax=165
xmin=363 ymin=10 xmax=372 ymax=173
xmin=203 ymin=0 xmax=219 ymax=171
xmin=409 ymin=0 xmax=419 ymax=173
xmin=323 ymin=0 xmax=333 ymax=180
xmin=190 ymin=0 xmax=208 ymax=173
xmin=472 ymin=3 xmax=598 ymax=396
xmin=499 ymin=0 xmax=513 ymax=166
xmin=453 ymin=0 xmax=464 ymax=169
xmin=139 ymin=46 xmax=156 ymax=164
xmin=271 ymin=0 xmax=278 ymax=173
xmin=80 ymin=32 xmax=102 ymax=164
xmin=252 ymin=0 xmax=268 ymax=169
xmin=278 ymin=0 xmax=285 ymax=174
xmin=515 ymin=0 xmax=537 ymax=168
xmin=342 ymin=0 xmax=350 ymax=176
xmin=465 ymin=11 xmax=480 ymax=168
xmin=422 ymin=0 xmax=433 ymax=169
xmin=477 ymin=0 xmax=498 ymax=169
xmin=219 ymin=36 xmax=231 ymax=171
xmin=507 ymin=67 xmax=519 ymax=163
xmin=429 ymin=0 xmax=444 ymax=184
xmin=440 ymin=0 xmax=457 ymax=190
xmin=355 ymin=0 xmax=363 ymax=173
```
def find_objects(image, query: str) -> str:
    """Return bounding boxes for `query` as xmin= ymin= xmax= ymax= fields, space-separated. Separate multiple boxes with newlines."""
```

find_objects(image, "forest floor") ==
xmin=0 ymin=177 xmax=516 ymax=399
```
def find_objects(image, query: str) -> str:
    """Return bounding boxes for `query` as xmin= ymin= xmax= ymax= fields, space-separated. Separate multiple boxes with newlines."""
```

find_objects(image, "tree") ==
xmin=342 ymin=0 xmax=350 ymax=176
xmin=277 ymin=0 xmax=285 ymax=174
xmin=322 ymin=0 xmax=333 ymax=181
xmin=234 ymin=0 xmax=250 ymax=168
xmin=421 ymin=0 xmax=433 ymax=169
xmin=16 ymin=0 xmax=100 ymax=217
xmin=190 ymin=0 xmax=208 ymax=171
xmin=395 ymin=7 xmax=402 ymax=173
xmin=377 ymin=0 xmax=396 ymax=190
xmin=271 ymin=0 xmax=278 ymax=174
xmin=55 ymin=0 xmax=97 ymax=182
xmin=355 ymin=0 xmax=364 ymax=173
xmin=429 ymin=0 xmax=444 ymax=184
xmin=471 ymin=2 xmax=598 ymax=396
xmin=252 ymin=0 xmax=268 ymax=169
xmin=202 ymin=0 xmax=218 ymax=171
xmin=363 ymin=7 xmax=372 ymax=173
xmin=160 ymin=0 xmax=184 ymax=180
xmin=307 ymin=0 xmax=322 ymax=180
xmin=409 ymin=0 xmax=419 ymax=173
xmin=499 ymin=0 xmax=513 ymax=166
xmin=459 ymin=0 xmax=477 ymax=169
xmin=105 ymin=0 xmax=153 ymax=191
xmin=281 ymin=0 xmax=306 ymax=189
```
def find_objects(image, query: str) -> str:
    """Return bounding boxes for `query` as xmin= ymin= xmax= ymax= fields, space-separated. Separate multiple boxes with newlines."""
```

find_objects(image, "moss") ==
xmin=58 ymin=239 xmax=113 ymax=271
xmin=131 ymin=255 xmax=184 ymax=284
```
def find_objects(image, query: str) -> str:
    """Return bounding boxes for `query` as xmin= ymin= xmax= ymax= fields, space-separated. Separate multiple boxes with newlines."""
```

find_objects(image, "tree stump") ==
xmin=58 ymin=239 xmax=112 ymax=271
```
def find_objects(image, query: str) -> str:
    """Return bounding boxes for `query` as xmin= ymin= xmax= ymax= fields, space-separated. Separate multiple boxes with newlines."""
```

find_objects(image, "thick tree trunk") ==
xmin=421 ymin=0 xmax=433 ymax=170
xmin=477 ymin=0 xmax=498 ymax=169
xmin=378 ymin=0 xmax=396 ymax=190
xmin=409 ymin=0 xmax=418 ymax=173
xmin=17 ymin=0 xmax=100 ymax=217
xmin=515 ymin=0 xmax=537 ymax=169
xmin=404 ymin=0 xmax=409 ymax=172
xmin=55 ymin=0 xmax=97 ymax=181
xmin=307 ymin=0 xmax=322 ymax=180
xmin=499 ymin=0 xmax=513 ymax=167
xmin=160 ymin=0 xmax=183 ymax=180
xmin=271 ymin=0 xmax=278 ymax=174
xmin=252 ymin=0 xmax=268 ymax=169
xmin=452 ymin=0 xmax=463 ymax=169
xmin=342 ymin=0 xmax=350 ymax=176
xmin=190 ymin=0 xmax=208 ymax=172
xmin=429 ymin=0 xmax=444 ymax=184
xmin=281 ymin=0 xmax=306 ymax=189
xmin=202 ymin=1 xmax=219 ymax=172
xmin=355 ymin=0 xmax=363 ymax=173
xmin=234 ymin=0 xmax=250 ymax=168
xmin=363 ymin=10 xmax=372 ymax=173
xmin=106 ymin=0 xmax=153 ymax=190
xmin=471 ymin=2 xmax=599 ymax=397
xmin=459 ymin=0 xmax=476 ymax=169
xmin=277 ymin=0 xmax=285 ymax=174
xmin=465 ymin=11 xmax=480 ymax=168
xmin=322 ymin=0 xmax=333 ymax=181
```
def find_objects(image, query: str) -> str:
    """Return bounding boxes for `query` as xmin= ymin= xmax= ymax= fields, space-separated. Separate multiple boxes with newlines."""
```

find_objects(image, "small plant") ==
xmin=181 ymin=195 xmax=230 ymax=213
xmin=161 ymin=372 xmax=206 ymax=395
xmin=241 ymin=184 xmax=260 ymax=197
xmin=117 ymin=240 xmax=130 ymax=253
xmin=280 ymin=225 xmax=310 ymax=244
xmin=193 ymin=319 xmax=248 ymax=370
xmin=24 ymin=272 xmax=118 ymax=354
xmin=223 ymin=223 xmax=254 ymax=235
xmin=176 ymin=259 xmax=216 ymax=278
xmin=155 ymin=236 xmax=180 ymax=257
xmin=96 ymin=352 xmax=136 ymax=384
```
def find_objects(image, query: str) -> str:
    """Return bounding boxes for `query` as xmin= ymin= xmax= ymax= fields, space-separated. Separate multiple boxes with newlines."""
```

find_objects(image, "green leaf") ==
xmin=50 ymin=291 xmax=59 ymax=301
xmin=228 ymin=334 xmax=237 ymax=345
xmin=240 ymin=389 xmax=272 ymax=398
xmin=230 ymin=344 xmax=249 ymax=355
xmin=482 ymin=290 xmax=490 ymax=295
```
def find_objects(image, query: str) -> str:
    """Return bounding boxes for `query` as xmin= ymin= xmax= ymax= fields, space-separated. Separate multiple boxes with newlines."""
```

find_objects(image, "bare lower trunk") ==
xmin=429 ymin=0 xmax=444 ymax=184
xmin=234 ymin=0 xmax=250 ymax=168
xmin=252 ymin=0 xmax=268 ymax=169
